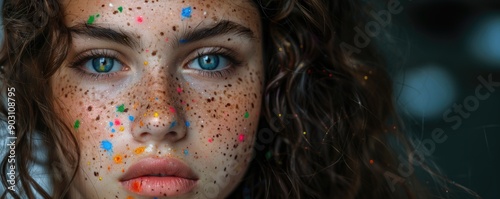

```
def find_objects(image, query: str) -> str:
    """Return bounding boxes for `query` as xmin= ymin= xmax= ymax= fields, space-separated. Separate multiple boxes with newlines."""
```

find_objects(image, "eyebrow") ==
xmin=68 ymin=23 xmax=140 ymax=48
xmin=67 ymin=20 xmax=255 ymax=48
xmin=179 ymin=20 xmax=255 ymax=44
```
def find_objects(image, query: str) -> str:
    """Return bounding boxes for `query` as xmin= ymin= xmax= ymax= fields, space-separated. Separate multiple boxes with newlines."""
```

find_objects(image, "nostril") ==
xmin=139 ymin=132 xmax=152 ymax=140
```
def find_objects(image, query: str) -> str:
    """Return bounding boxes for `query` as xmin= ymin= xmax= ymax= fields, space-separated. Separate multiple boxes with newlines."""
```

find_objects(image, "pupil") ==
xmin=93 ymin=57 xmax=114 ymax=73
xmin=199 ymin=55 xmax=219 ymax=70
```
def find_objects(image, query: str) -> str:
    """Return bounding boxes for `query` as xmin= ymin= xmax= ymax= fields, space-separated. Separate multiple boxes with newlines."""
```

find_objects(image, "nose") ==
xmin=131 ymin=112 xmax=187 ymax=143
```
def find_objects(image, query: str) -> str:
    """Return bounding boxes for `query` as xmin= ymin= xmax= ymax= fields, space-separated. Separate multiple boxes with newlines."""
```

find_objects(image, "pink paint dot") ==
xmin=165 ymin=38 xmax=169 ymax=42
xmin=169 ymin=106 xmax=176 ymax=113
xmin=208 ymin=138 xmax=213 ymax=143
xmin=238 ymin=134 xmax=245 ymax=142
xmin=114 ymin=119 xmax=121 ymax=126
xmin=136 ymin=16 xmax=143 ymax=23
xmin=177 ymin=87 xmax=183 ymax=93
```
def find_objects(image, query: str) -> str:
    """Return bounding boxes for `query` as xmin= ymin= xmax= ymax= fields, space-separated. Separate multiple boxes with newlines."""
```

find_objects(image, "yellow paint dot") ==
xmin=303 ymin=131 xmax=307 ymax=135
xmin=98 ymin=177 xmax=102 ymax=181
xmin=143 ymin=61 xmax=148 ymax=66
xmin=119 ymin=126 xmax=125 ymax=132
xmin=154 ymin=112 xmax=159 ymax=117
xmin=278 ymin=114 xmax=282 ymax=117
xmin=87 ymin=161 xmax=90 ymax=165
xmin=134 ymin=146 xmax=146 ymax=154
xmin=364 ymin=76 xmax=368 ymax=80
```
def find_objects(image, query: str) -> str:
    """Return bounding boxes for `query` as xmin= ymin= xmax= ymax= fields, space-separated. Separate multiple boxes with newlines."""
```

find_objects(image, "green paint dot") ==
xmin=96 ymin=14 xmax=100 ymax=18
xmin=244 ymin=111 xmax=249 ymax=118
xmin=87 ymin=15 xmax=95 ymax=24
xmin=118 ymin=6 xmax=123 ymax=13
xmin=74 ymin=120 xmax=80 ymax=129
xmin=265 ymin=150 xmax=272 ymax=160
xmin=117 ymin=104 xmax=125 ymax=113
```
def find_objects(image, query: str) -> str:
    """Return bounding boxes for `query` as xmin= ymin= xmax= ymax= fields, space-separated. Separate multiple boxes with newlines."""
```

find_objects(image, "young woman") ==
xmin=0 ymin=0 xmax=478 ymax=198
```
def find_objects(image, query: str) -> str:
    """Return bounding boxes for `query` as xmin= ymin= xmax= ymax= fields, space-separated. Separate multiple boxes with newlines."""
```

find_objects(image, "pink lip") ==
xmin=120 ymin=158 xmax=198 ymax=197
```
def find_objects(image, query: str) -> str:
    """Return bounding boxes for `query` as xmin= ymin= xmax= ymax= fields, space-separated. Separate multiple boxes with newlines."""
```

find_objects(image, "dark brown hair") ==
xmin=0 ymin=0 xmax=479 ymax=198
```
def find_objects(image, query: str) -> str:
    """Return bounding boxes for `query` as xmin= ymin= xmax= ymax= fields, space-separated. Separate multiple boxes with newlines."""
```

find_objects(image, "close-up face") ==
xmin=51 ymin=0 xmax=263 ymax=198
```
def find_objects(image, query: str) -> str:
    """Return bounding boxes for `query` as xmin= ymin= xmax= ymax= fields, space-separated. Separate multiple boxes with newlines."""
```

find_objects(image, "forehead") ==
xmin=62 ymin=0 xmax=260 ymax=31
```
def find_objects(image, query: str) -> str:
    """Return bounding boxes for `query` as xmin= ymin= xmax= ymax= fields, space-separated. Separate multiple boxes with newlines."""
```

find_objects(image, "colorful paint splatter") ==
xmin=181 ymin=6 xmax=192 ymax=19
xmin=74 ymin=120 xmax=80 ymax=129
xmin=101 ymin=140 xmax=113 ymax=152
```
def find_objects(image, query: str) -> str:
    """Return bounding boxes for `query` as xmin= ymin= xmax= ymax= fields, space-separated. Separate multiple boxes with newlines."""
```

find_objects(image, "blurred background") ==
xmin=376 ymin=0 xmax=500 ymax=198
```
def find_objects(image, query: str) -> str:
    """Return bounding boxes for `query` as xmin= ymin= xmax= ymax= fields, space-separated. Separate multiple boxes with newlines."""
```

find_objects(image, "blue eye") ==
xmin=189 ymin=54 xmax=229 ymax=71
xmin=84 ymin=57 xmax=123 ymax=73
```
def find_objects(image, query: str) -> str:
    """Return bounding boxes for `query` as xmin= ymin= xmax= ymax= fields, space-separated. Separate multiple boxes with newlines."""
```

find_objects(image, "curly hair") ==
xmin=0 ymin=0 xmax=479 ymax=198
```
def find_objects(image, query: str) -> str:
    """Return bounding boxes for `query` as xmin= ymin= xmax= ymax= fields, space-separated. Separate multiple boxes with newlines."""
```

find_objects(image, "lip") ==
xmin=120 ymin=157 xmax=199 ymax=197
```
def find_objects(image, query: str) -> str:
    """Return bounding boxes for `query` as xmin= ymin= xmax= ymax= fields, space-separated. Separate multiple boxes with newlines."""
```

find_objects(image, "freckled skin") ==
xmin=53 ymin=0 xmax=263 ymax=198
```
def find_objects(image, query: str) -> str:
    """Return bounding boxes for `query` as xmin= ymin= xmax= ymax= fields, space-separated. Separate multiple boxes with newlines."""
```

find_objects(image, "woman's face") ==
xmin=52 ymin=0 xmax=263 ymax=198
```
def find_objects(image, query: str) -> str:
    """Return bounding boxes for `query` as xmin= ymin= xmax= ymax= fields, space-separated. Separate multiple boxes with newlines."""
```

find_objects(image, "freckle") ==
xmin=152 ymin=51 xmax=157 ymax=56
xmin=160 ymin=32 xmax=164 ymax=36
xmin=87 ymin=106 xmax=93 ymax=111
xmin=172 ymin=26 xmax=177 ymax=31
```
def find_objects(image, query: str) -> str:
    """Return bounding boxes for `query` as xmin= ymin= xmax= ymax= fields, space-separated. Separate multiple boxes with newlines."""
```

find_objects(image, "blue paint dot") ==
xmin=179 ymin=39 xmax=188 ymax=44
xmin=129 ymin=115 xmax=135 ymax=121
xmin=101 ymin=140 xmax=113 ymax=152
xmin=109 ymin=122 xmax=113 ymax=127
xmin=170 ymin=121 xmax=177 ymax=129
xmin=185 ymin=121 xmax=190 ymax=127
xmin=181 ymin=6 xmax=192 ymax=19
xmin=184 ymin=149 xmax=189 ymax=156
xmin=111 ymin=129 xmax=116 ymax=133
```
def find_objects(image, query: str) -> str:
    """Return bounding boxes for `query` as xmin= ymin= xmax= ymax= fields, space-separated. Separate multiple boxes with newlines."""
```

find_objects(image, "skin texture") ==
xmin=51 ymin=0 xmax=263 ymax=198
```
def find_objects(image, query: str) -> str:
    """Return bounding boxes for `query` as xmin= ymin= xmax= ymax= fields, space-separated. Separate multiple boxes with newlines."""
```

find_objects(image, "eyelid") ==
xmin=183 ymin=47 xmax=242 ymax=69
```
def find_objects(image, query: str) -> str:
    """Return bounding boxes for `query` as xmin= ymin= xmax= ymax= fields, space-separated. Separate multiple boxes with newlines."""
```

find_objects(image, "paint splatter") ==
xmin=179 ymin=39 xmax=188 ymax=44
xmin=244 ymin=112 xmax=249 ymax=118
xmin=109 ymin=122 xmax=114 ymax=127
xmin=184 ymin=149 xmax=189 ymax=156
xmin=177 ymin=87 xmax=183 ymax=93
xmin=185 ymin=121 xmax=190 ymax=127
xmin=114 ymin=154 xmax=123 ymax=164
xmin=239 ymin=134 xmax=245 ymax=142
xmin=111 ymin=129 xmax=116 ymax=133
xmin=169 ymin=106 xmax=176 ymax=113
xmin=99 ymin=177 xmax=103 ymax=181
xmin=208 ymin=138 xmax=213 ymax=143
xmin=131 ymin=181 xmax=142 ymax=192
xmin=154 ymin=112 xmax=159 ymax=117
xmin=114 ymin=119 xmax=121 ymax=126
xmin=101 ymin=140 xmax=113 ymax=152
xmin=369 ymin=159 xmax=374 ymax=164
xmin=134 ymin=146 xmax=145 ymax=154
xmin=303 ymin=131 xmax=307 ymax=135
xmin=73 ymin=120 xmax=80 ymax=129
xmin=117 ymin=104 xmax=125 ymax=112
xmin=87 ymin=15 xmax=95 ymax=24
xmin=119 ymin=126 xmax=125 ymax=132
xmin=136 ymin=16 xmax=143 ymax=23
xmin=143 ymin=61 xmax=149 ymax=66
xmin=181 ymin=6 xmax=192 ymax=19
xmin=129 ymin=115 xmax=135 ymax=121
xmin=170 ymin=121 xmax=177 ymax=129
xmin=265 ymin=150 xmax=272 ymax=160
xmin=118 ymin=6 xmax=123 ymax=13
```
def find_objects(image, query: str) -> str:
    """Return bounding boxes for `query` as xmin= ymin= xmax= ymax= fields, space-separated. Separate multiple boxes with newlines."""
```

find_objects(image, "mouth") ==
xmin=120 ymin=157 xmax=198 ymax=197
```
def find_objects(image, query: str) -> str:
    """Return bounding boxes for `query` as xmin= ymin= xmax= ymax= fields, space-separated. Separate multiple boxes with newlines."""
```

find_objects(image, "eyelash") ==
xmin=185 ymin=47 xmax=242 ymax=79
xmin=68 ymin=49 xmax=124 ymax=80
xmin=68 ymin=47 xmax=242 ymax=80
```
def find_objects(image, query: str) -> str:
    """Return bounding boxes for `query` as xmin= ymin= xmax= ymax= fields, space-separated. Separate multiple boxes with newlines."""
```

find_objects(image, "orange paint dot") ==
xmin=127 ymin=196 xmax=134 ymax=199
xmin=134 ymin=146 xmax=146 ymax=154
xmin=369 ymin=159 xmax=374 ymax=164
xmin=139 ymin=120 xmax=144 ymax=127
xmin=131 ymin=181 xmax=142 ymax=192
xmin=113 ymin=155 xmax=123 ymax=164
xmin=119 ymin=126 xmax=125 ymax=132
